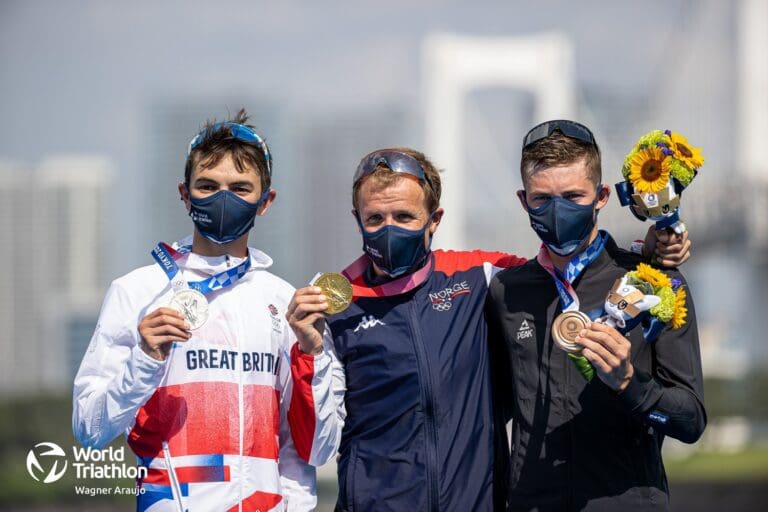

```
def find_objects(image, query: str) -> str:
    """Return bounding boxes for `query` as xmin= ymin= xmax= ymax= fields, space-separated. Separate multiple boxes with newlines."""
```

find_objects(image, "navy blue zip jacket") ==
xmin=303 ymin=250 xmax=525 ymax=511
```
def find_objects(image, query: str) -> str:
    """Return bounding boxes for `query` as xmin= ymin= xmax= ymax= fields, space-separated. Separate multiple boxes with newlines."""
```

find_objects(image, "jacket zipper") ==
xmin=408 ymin=300 xmax=440 ymax=512
xmin=565 ymin=346 xmax=575 ymax=511
xmin=238 ymin=310 xmax=244 ymax=512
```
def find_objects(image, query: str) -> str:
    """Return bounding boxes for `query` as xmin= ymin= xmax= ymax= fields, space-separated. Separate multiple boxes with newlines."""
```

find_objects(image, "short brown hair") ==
xmin=184 ymin=108 xmax=271 ymax=192
xmin=520 ymin=131 xmax=601 ymax=187
xmin=352 ymin=147 xmax=442 ymax=212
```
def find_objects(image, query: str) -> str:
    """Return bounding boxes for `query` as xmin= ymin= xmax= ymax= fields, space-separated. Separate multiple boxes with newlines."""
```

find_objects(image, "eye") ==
xmin=395 ymin=213 xmax=416 ymax=222
xmin=365 ymin=214 xmax=383 ymax=225
xmin=563 ymin=192 xmax=584 ymax=201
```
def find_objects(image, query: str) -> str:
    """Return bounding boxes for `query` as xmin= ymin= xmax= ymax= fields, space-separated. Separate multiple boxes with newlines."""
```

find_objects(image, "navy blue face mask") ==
xmin=523 ymin=186 xmax=602 ymax=256
xmin=359 ymin=216 xmax=434 ymax=278
xmin=188 ymin=188 xmax=271 ymax=245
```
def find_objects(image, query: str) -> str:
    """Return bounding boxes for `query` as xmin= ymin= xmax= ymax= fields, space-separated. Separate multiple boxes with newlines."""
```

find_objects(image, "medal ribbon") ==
xmin=536 ymin=230 xmax=608 ymax=313
xmin=341 ymin=252 xmax=434 ymax=298
xmin=151 ymin=242 xmax=251 ymax=295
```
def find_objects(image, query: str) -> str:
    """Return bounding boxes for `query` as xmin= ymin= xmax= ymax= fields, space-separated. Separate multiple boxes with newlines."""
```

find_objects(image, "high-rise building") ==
xmin=0 ymin=156 xmax=112 ymax=395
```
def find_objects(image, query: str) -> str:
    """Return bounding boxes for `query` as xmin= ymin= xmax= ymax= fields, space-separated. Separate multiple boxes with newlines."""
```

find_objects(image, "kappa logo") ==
xmin=516 ymin=318 xmax=534 ymax=341
xmin=354 ymin=315 xmax=385 ymax=332
xmin=429 ymin=281 xmax=471 ymax=312
xmin=26 ymin=442 xmax=68 ymax=484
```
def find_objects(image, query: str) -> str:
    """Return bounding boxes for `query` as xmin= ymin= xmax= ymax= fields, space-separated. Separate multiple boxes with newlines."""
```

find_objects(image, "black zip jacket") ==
xmin=485 ymin=235 xmax=706 ymax=511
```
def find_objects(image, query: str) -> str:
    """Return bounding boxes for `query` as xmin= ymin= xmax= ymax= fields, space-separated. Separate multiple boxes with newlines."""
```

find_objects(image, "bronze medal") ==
xmin=552 ymin=310 xmax=590 ymax=353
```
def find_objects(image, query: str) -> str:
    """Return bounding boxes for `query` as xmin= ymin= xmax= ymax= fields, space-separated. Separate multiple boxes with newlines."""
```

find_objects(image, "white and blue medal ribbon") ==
xmin=537 ymin=230 xmax=608 ymax=313
xmin=150 ymin=242 xmax=252 ymax=329
xmin=537 ymin=231 xmax=608 ymax=378
xmin=151 ymin=242 xmax=252 ymax=294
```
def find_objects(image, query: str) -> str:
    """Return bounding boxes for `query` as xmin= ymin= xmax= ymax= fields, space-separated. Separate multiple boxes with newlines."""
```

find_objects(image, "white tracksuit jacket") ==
xmin=73 ymin=241 xmax=317 ymax=512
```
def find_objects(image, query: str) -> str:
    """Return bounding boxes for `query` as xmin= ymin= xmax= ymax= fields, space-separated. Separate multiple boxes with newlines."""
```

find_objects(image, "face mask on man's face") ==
xmin=358 ymin=215 xmax=434 ymax=277
xmin=187 ymin=187 xmax=271 ymax=245
xmin=524 ymin=185 xmax=602 ymax=256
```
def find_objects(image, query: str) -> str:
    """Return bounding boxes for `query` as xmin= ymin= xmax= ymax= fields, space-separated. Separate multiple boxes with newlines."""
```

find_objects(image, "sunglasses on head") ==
xmin=353 ymin=150 xmax=427 ymax=185
xmin=522 ymin=120 xmax=596 ymax=150
xmin=187 ymin=122 xmax=272 ymax=176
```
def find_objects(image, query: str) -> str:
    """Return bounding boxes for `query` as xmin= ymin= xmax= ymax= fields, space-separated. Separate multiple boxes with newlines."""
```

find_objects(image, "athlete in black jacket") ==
xmin=486 ymin=121 xmax=705 ymax=511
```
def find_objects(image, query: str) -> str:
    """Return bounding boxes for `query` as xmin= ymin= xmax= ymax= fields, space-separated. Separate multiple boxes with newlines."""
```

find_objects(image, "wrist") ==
xmin=140 ymin=340 xmax=166 ymax=361
xmin=297 ymin=340 xmax=323 ymax=356
xmin=617 ymin=364 xmax=635 ymax=393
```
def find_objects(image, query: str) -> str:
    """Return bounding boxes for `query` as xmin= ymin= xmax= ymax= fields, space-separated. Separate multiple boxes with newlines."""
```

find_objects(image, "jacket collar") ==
xmin=172 ymin=235 xmax=273 ymax=275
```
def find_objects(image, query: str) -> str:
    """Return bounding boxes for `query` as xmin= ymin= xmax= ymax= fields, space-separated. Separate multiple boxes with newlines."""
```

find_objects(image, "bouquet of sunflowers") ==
xmin=569 ymin=262 xmax=688 ymax=381
xmin=615 ymin=130 xmax=704 ymax=234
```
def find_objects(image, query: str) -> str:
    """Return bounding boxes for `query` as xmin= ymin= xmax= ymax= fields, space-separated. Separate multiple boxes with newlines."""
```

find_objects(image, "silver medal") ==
xmin=169 ymin=289 xmax=209 ymax=330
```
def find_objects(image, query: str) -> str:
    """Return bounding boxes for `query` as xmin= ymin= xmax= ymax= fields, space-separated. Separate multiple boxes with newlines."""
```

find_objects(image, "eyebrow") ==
xmin=193 ymin=177 xmax=254 ymax=188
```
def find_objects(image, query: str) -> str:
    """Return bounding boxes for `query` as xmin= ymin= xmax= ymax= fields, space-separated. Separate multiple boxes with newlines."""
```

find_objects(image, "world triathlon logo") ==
xmin=26 ymin=442 xmax=68 ymax=483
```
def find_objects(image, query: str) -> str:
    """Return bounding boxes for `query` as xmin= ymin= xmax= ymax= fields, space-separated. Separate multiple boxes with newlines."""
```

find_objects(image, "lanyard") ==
xmin=536 ymin=231 xmax=608 ymax=313
xmin=150 ymin=242 xmax=251 ymax=295
xmin=341 ymin=253 xmax=433 ymax=298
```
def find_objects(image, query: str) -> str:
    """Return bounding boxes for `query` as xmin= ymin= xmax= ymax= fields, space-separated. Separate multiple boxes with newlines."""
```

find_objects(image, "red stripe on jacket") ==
xmin=288 ymin=342 xmax=316 ymax=462
xmin=128 ymin=382 xmax=279 ymax=459
xmin=433 ymin=249 xmax=526 ymax=277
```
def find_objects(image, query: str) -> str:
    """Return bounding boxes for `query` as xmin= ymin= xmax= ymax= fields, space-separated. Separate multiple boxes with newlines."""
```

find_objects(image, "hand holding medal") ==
xmin=287 ymin=272 xmax=352 ymax=355
xmin=552 ymin=262 xmax=689 ymax=385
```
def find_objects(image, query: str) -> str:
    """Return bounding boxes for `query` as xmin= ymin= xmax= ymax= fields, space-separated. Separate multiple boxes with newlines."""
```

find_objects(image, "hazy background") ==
xmin=1 ymin=0 xmax=767 ymax=510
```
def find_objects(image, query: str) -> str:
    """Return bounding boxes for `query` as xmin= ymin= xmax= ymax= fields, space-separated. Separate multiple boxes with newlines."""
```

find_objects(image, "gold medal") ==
xmin=552 ymin=310 xmax=590 ymax=353
xmin=314 ymin=272 xmax=353 ymax=315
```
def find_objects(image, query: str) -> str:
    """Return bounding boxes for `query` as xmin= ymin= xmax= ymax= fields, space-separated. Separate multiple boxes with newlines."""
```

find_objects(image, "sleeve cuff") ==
xmin=630 ymin=240 xmax=646 ymax=256
xmin=292 ymin=341 xmax=330 ymax=362
xmin=618 ymin=368 xmax=656 ymax=412
xmin=131 ymin=343 xmax=167 ymax=371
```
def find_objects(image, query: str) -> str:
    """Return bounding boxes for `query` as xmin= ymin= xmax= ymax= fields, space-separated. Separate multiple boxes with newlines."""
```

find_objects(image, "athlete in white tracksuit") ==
xmin=73 ymin=238 xmax=317 ymax=511
xmin=73 ymin=112 xmax=333 ymax=512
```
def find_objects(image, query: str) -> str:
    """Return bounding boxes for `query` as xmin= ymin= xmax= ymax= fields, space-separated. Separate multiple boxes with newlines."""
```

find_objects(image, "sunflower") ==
xmin=667 ymin=131 xmax=705 ymax=169
xmin=633 ymin=263 xmax=672 ymax=290
xmin=629 ymin=147 xmax=671 ymax=193
xmin=621 ymin=149 xmax=637 ymax=179
xmin=671 ymin=286 xmax=688 ymax=329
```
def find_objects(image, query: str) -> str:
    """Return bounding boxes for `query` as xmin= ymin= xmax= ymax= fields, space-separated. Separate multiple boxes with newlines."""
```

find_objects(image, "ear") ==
xmin=351 ymin=209 xmax=362 ymax=233
xmin=595 ymin=184 xmax=611 ymax=211
xmin=256 ymin=189 xmax=277 ymax=216
xmin=516 ymin=190 xmax=528 ymax=211
xmin=178 ymin=182 xmax=191 ymax=212
xmin=428 ymin=208 xmax=444 ymax=235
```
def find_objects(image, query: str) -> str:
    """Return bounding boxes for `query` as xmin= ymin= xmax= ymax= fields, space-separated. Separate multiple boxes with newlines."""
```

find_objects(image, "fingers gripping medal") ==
xmin=552 ymin=310 xmax=591 ymax=354
xmin=313 ymin=272 xmax=353 ymax=315
xmin=151 ymin=241 xmax=252 ymax=331
xmin=168 ymin=288 xmax=209 ymax=330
